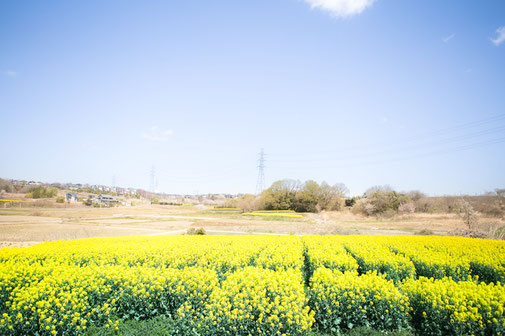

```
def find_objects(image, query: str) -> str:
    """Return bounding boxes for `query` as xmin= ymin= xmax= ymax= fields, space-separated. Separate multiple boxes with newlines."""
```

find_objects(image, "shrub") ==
xmin=25 ymin=186 xmax=57 ymax=199
xmin=218 ymin=199 xmax=239 ymax=208
xmin=56 ymin=197 xmax=65 ymax=203
xmin=479 ymin=200 xmax=504 ymax=217
xmin=398 ymin=202 xmax=416 ymax=214
xmin=186 ymin=228 xmax=206 ymax=235
xmin=352 ymin=198 xmax=376 ymax=216
xmin=415 ymin=229 xmax=434 ymax=236
xmin=345 ymin=197 xmax=359 ymax=207
xmin=352 ymin=190 xmax=411 ymax=216
xmin=413 ymin=197 xmax=435 ymax=213
xmin=236 ymin=194 xmax=260 ymax=212
xmin=368 ymin=190 xmax=405 ymax=213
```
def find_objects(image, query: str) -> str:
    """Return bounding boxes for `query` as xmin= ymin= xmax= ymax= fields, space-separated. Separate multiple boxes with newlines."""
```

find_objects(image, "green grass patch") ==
xmin=86 ymin=317 xmax=415 ymax=336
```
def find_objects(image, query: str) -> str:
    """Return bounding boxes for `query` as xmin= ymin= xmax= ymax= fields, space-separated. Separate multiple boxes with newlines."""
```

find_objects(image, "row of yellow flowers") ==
xmin=303 ymin=235 xmax=504 ymax=284
xmin=338 ymin=236 xmax=416 ymax=282
xmin=384 ymin=236 xmax=476 ymax=281
xmin=241 ymin=212 xmax=303 ymax=218
xmin=310 ymin=269 xmax=411 ymax=333
xmin=0 ymin=236 xmax=303 ymax=275
xmin=180 ymin=267 xmax=315 ymax=335
xmin=303 ymin=236 xmax=359 ymax=275
xmin=1 ymin=235 xmax=505 ymax=335
xmin=403 ymin=275 xmax=505 ymax=335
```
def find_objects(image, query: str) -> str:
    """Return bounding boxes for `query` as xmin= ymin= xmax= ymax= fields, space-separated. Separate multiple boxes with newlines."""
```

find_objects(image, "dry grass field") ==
xmin=1 ymin=202 xmax=503 ymax=248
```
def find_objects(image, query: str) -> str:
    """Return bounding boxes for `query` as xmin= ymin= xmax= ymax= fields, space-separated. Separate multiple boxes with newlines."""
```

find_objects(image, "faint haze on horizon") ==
xmin=1 ymin=0 xmax=504 ymax=196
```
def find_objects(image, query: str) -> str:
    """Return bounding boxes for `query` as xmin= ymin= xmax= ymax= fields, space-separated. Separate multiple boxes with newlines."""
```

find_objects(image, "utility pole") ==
xmin=255 ymin=148 xmax=265 ymax=195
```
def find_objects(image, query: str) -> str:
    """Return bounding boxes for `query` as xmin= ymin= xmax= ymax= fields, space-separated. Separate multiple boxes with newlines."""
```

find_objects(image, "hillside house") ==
xmin=97 ymin=194 xmax=119 ymax=206
xmin=65 ymin=193 xmax=78 ymax=202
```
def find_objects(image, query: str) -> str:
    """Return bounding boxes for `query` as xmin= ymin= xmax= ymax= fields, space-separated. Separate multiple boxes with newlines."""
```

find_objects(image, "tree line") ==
xmin=230 ymin=180 xmax=505 ymax=219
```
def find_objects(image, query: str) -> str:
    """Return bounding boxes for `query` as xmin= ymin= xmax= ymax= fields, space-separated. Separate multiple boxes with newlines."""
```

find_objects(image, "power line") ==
xmin=256 ymin=148 xmax=266 ymax=195
xmin=269 ymin=136 xmax=505 ymax=171
xmin=268 ymin=124 xmax=505 ymax=165
xmin=269 ymin=112 xmax=505 ymax=159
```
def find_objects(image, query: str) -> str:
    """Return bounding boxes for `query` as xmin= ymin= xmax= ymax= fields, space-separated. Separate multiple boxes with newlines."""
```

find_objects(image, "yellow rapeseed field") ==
xmin=241 ymin=211 xmax=303 ymax=218
xmin=0 ymin=235 xmax=504 ymax=335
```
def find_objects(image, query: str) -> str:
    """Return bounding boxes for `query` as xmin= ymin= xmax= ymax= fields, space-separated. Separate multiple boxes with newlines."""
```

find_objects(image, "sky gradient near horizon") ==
xmin=1 ymin=0 xmax=505 ymax=196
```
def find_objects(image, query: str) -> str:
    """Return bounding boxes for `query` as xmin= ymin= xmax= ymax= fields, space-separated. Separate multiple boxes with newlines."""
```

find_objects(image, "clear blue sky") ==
xmin=1 ymin=0 xmax=504 ymax=196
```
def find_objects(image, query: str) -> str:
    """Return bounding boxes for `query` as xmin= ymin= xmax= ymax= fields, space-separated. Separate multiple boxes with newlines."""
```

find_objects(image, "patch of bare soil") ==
xmin=0 ymin=241 xmax=40 ymax=248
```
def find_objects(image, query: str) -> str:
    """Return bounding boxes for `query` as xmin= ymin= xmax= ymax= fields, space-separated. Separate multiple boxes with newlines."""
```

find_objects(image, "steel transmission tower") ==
xmin=255 ymin=148 xmax=266 ymax=195
xmin=150 ymin=165 xmax=156 ymax=192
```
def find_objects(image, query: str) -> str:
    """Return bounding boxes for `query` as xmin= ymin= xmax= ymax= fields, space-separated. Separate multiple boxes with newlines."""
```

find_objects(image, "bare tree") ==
xmin=364 ymin=185 xmax=393 ymax=197
xmin=455 ymin=199 xmax=478 ymax=229
xmin=407 ymin=190 xmax=426 ymax=202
